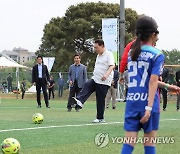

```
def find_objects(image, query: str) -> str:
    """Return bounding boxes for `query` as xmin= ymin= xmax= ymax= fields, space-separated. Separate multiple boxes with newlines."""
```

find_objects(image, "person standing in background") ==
xmin=21 ymin=78 xmax=26 ymax=99
xmin=7 ymin=73 xmax=13 ymax=92
xmin=32 ymin=55 xmax=50 ymax=108
xmin=48 ymin=75 xmax=55 ymax=100
xmin=123 ymin=68 xmax=129 ymax=102
xmin=168 ymin=68 xmax=175 ymax=84
xmin=105 ymin=65 xmax=119 ymax=109
xmin=2 ymin=79 xmax=7 ymax=93
xmin=176 ymin=70 xmax=180 ymax=111
xmin=161 ymin=66 xmax=169 ymax=111
xmin=58 ymin=74 xmax=64 ymax=97
xmin=67 ymin=54 xmax=87 ymax=112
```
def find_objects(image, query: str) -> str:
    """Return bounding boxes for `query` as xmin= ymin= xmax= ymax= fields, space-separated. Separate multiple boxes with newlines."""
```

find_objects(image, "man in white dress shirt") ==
xmin=74 ymin=39 xmax=115 ymax=123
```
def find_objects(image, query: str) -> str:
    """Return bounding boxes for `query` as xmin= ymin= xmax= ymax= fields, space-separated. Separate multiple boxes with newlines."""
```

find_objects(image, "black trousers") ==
xmin=36 ymin=78 xmax=49 ymax=107
xmin=77 ymin=79 xmax=109 ymax=119
xmin=67 ymin=80 xmax=81 ymax=109
xmin=49 ymin=88 xmax=54 ymax=100
xmin=177 ymin=94 xmax=180 ymax=110
xmin=8 ymin=84 xmax=12 ymax=92
xmin=161 ymin=88 xmax=168 ymax=109
xmin=21 ymin=89 xmax=25 ymax=99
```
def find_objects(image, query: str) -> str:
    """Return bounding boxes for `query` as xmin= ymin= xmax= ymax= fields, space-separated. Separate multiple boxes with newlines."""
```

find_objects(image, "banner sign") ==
xmin=102 ymin=18 xmax=118 ymax=64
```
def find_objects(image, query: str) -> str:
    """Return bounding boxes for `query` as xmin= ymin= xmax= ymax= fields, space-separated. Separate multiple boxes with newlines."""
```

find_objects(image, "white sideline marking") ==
xmin=0 ymin=107 xmax=70 ymax=110
xmin=0 ymin=122 xmax=123 ymax=133
xmin=0 ymin=119 xmax=180 ymax=133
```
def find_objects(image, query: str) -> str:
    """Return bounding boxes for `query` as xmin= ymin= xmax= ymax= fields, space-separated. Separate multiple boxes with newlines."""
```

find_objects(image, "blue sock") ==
xmin=144 ymin=146 xmax=156 ymax=154
xmin=121 ymin=144 xmax=134 ymax=154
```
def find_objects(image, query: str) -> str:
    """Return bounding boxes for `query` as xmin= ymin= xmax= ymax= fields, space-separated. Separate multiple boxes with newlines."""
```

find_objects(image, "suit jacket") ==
xmin=68 ymin=64 xmax=87 ymax=88
xmin=32 ymin=64 xmax=50 ymax=84
xmin=162 ymin=68 xmax=169 ymax=83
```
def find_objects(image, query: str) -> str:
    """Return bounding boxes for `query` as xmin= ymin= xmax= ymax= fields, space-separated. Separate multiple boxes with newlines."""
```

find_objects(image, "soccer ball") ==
xmin=1 ymin=138 xmax=20 ymax=154
xmin=32 ymin=113 xmax=43 ymax=124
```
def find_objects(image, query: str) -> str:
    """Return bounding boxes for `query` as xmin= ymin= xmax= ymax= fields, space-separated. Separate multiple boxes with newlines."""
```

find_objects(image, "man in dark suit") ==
xmin=176 ymin=70 xmax=180 ymax=111
xmin=32 ymin=55 xmax=50 ymax=108
xmin=161 ymin=67 xmax=169 ymax=111
xmin=67 ymin=54 xmax=87 ymax=112
xmin=7 ymin=73 xmax=13 ymax=92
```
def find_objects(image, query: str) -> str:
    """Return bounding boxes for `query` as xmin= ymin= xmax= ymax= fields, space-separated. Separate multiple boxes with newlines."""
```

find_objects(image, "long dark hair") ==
xmin=131 ymin=16 xmax=159 ymax=61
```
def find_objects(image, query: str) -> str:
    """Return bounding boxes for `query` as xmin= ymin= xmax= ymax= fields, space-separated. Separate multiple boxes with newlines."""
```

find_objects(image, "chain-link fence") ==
xmin=0 ymin=70 xmax=178 ymax=102
xmin=0 ymin=71 xmax=93 ymax=93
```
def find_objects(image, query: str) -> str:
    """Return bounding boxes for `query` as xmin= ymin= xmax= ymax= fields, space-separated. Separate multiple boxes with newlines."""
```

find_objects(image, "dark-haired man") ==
xmin=32 ymin=56 xmax=50 ymax=108
xmin=74 ymin=39 xmax=115 ymax=122
xmin=161 ymin=66 xmax=169 ymax=111
xmin=21 ymin=78 xmax=26 ymax=99
xmin=7 ymin=73 xmax=13 ymax=92
xmin=67 ymin=54 xmax=87 ymax=112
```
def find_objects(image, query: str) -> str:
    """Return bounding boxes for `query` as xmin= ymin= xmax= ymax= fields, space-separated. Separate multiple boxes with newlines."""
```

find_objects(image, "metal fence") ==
xmin=0 ymin=70 xmax=178 ymax=102
xmin=0 ymin=71 xmax=93 ymax=92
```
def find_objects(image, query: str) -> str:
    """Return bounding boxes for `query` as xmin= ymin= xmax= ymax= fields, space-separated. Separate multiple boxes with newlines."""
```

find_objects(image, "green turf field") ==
xmin=0 ymin=97 xmax=179 ymax=154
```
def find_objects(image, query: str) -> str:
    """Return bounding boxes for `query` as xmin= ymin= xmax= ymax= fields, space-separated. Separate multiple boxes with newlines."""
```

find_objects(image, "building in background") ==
xmin=1 ymin=47 xmax=36 ymax=64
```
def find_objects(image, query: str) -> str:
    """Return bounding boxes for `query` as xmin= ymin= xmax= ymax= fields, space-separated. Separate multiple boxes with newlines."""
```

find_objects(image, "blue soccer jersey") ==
xmin=126 ymin=45 xmax=165 ymax=113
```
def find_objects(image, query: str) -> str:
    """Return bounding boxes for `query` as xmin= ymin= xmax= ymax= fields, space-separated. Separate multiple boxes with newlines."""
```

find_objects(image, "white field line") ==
xmin=0 ymin=107 xmax=71 ymax=110
xmin=0 ymin=122 xmax=123 ymax=133
xmin=0 ymin=119 xmax=180 ymax=133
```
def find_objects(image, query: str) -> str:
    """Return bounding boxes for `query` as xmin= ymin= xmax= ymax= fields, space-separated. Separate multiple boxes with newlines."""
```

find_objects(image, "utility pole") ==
xmin=116 ymin=0 xmax=125 ymax=102
xmin=119 ymin=0 xmax=125 ymax=61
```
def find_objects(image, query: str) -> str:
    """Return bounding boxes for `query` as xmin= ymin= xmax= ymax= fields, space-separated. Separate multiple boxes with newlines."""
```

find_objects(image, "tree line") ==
xmin=36 ymin=2 xmax=180 ymax=72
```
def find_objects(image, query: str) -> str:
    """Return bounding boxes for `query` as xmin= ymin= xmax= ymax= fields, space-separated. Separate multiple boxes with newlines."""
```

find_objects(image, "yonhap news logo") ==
xmin=110 ymin=136 xmax=175 ymax=144
xmin=95 ymin=133 xmax=109 ymax=148
xmin=95 ymin=132 xmax=175 ymax=148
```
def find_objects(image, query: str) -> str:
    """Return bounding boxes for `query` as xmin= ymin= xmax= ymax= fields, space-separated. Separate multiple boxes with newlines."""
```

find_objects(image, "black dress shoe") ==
xmin=37 ymin=105 xmax=41 ymax=108
xmin=75 ymin=108 xmax=80 ymax=112
xmin=67 ymin=108 xmax=72 ymax=112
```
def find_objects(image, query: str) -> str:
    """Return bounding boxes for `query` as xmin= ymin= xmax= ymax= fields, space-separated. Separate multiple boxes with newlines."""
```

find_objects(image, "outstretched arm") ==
xmin=158 ymin=81 xmax=180 ymax=94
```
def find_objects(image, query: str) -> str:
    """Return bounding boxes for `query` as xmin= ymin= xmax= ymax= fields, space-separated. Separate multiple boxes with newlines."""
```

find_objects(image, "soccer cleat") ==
xmin=73 ymin=97 xmax=83 ymax=108
xmin=75 ymin=108 xmax=80 ymax=112
xmin=92 ymin=119 xmax=105 ymax=123
xmin=67 ymin=108 xmax=72 ymax=112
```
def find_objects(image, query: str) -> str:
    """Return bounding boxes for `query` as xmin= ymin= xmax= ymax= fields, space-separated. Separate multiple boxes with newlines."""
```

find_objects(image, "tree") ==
xmin=162 ymin=49 xmax=180 ymax=65
xmin=37 ymin=2 xmax=138 ymax=72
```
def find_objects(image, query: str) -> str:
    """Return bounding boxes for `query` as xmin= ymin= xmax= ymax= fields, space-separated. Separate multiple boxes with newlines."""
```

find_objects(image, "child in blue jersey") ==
xmin=121 ymin=16 xmax=180 ymax=154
